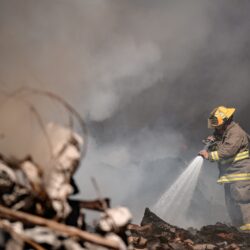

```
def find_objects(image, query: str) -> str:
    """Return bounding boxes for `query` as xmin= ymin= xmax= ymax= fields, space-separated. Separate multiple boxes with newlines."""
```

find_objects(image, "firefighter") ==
xmin=199 ymin=106 xmax=250 ymax=231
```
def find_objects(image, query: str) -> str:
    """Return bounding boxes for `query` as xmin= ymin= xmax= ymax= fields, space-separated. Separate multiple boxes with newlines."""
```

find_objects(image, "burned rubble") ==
xmin=0 ymin=89 xmax=132 ymax=250
xmin=128 ymin=208 xmax=250 ymax=250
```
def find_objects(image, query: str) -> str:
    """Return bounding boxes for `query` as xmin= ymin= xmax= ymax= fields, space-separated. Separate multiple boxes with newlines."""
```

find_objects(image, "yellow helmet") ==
xmin=208 ymin=106 xmax=235 ymax=129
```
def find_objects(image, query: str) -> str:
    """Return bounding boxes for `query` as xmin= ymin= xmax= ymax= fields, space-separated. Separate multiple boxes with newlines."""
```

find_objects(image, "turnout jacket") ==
xmin=208 ymin=122 xmax=250 ymax=183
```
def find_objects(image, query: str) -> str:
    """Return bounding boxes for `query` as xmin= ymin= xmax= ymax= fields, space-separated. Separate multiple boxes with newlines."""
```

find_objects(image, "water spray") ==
xmin=153 ymin=139 xmax=217 ymax=227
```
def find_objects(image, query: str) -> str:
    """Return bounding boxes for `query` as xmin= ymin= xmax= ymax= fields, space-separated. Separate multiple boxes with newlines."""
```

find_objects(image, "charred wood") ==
xmin=0 ymin=204 xmax=120 ymax=249
xmin=128 ymin=208 xmax=250 ymax=250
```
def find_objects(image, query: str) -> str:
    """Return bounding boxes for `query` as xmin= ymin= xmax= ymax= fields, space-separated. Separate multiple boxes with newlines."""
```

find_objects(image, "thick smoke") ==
xmin=0 ymin=0 xmax=250 ymax=227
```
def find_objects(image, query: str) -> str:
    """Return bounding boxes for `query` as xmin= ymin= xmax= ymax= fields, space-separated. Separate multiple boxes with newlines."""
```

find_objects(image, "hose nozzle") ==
xmin=202 ymin=137 xmax=217 ymax=151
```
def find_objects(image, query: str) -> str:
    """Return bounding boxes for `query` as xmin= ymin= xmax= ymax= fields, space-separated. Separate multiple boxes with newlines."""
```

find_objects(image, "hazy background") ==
xmin=0 ymin=0 xmax=250 ymax=227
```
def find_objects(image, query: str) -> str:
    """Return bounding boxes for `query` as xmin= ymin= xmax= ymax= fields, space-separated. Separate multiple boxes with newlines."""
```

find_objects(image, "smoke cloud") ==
xmin=0 ymin=0 xmax=250 ymax=227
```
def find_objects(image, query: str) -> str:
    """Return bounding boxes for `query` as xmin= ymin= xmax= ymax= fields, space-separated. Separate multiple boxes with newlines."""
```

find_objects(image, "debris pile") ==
xmin=128 ymin=208 xmax=250 ymax=250
xmin=0 ymin=88 xmax=132 ymax=250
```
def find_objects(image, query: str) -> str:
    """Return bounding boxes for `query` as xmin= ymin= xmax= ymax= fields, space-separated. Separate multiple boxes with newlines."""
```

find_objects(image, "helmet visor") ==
xmin=208 ymin=115 xmax=223 ymax=128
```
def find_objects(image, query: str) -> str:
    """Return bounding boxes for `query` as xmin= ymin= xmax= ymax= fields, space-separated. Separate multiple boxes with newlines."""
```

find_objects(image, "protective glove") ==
xmin=199 ymin=149 xmax=209 ymax=159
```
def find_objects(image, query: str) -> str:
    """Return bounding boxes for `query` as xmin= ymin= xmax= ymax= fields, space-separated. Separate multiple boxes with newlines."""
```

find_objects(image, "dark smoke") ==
xmin=0 ymin=0 xmax=250 ymax=227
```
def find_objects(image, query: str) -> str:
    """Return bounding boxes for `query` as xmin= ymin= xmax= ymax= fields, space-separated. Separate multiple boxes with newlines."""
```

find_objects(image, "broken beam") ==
xmin=0 ymin=204 xmax=119 ymax=249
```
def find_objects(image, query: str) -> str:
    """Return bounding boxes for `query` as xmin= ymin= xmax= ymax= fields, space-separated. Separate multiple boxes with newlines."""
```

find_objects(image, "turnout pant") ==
xmin=224 ymin=181 xmax=250 ymax=228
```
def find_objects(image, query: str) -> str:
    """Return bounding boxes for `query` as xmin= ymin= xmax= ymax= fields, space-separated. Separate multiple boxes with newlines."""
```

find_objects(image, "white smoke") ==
xmin=0 ymin=0 xmax=250 ymax=226
xmin=0 ymin=0 xmax=215 ymax=122
xmin=85 ymin=41 xmax=161 ymax=121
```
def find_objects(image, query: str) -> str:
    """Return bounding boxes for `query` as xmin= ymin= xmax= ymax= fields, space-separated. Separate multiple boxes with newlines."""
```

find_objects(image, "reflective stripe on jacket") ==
xmin=240 ymin=224 xmax=250 ymax=231
xmin=217 ymin=172 xmax=250 ymax=183
xmin=210 ymin=150 xmax=249 ymax=164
